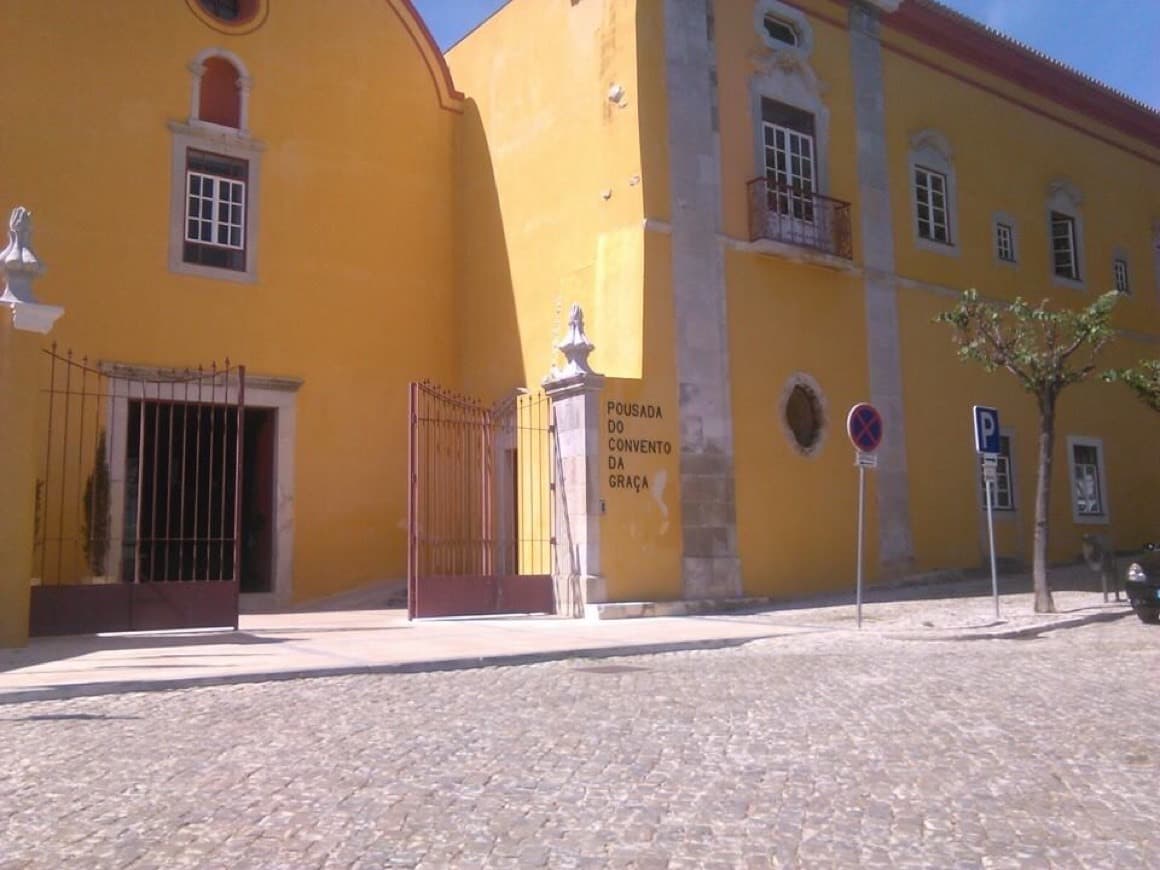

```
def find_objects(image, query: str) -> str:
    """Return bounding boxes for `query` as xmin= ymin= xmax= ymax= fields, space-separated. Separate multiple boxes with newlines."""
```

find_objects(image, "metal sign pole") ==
xmin=856 ymin=462 xmax=865 ymax=629
xmin=985 ymin=474 xmax=999 ymax=619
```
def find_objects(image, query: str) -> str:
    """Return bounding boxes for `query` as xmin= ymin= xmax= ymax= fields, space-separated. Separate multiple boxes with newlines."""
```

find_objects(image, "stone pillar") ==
xmin=543 ymin=305 xmax=605 ymax=618
xmin=0 ymin=207 xmax=64 ymax=647
xmin=664 ymin=0 xmax=742 ymax=600
xmin=849 ymin=1 xmax=914 ymax=575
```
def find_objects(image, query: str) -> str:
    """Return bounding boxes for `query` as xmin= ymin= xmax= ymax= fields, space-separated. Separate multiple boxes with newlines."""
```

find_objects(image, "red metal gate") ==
xmin=407 ymin=382 xmax=556 ymax=619
xmin=29 ymin=346 xmax=246 ymax=636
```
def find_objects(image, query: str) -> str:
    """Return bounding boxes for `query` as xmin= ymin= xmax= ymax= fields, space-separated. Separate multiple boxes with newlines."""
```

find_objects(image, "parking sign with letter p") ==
xmin=973 ymin=405 xmax=1000 ymax=455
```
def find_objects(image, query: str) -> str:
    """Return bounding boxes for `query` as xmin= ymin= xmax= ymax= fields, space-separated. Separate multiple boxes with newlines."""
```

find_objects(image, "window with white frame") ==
xmin=914 ymin=167 xmax=951 ymax=244
xmin=1069 ymin=438 xmax=1108 ymax=520
xmin=1051 ymin=212 xmax=1080 ymax=281
xmin=1114 ymin=256 xmax=1131 ymax=294
xmin=183 ymin=150 xmax=248 ymax=272
xmin=980 ymin=434 xmax=1015 ymax=511
xmin=1046 ymin=180 xmax=1084 ymax=287
xmin=762 ymin=99 xmax=816 ymax=222
xmin=995 ymin=222 xmax=1016 ymax=263
xmin=908 ymin=130 xmax=956 ymax=253
xmin=763 ymin=15 xmax=799 ymax=46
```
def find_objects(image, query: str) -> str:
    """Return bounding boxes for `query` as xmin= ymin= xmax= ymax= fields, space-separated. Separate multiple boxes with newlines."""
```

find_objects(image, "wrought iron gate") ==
xmin=408 ymin=382 xmax=556 ymax=619
xmin=29 ymin=346 xmax=246 ymax=636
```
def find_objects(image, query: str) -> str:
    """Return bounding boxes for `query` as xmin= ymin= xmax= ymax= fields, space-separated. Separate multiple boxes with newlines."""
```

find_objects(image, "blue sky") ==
xmin=413 ymin=0 xmax=1160 ymax=110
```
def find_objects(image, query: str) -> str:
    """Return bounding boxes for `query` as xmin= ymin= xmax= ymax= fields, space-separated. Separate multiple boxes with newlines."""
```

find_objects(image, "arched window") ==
xmin=188 ymin=48 xmax=252 ymax=133
xmin=170 ymin=49 xmax=261 ymax=283
xmin=199 ymin=57 xmax=242 ymax=128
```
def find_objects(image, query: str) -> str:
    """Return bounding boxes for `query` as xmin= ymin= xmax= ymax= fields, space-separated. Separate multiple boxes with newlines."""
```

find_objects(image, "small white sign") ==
xmin=981 ymin=454 xmax=999 ymax=468
xmin=983 ymin=464 xmax=998 ymax=484
xmin=855 ymin=451 xmax=879 ymax=469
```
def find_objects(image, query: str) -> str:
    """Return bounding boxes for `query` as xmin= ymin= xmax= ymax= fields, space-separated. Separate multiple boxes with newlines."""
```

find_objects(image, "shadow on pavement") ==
xmin=0 ymin=630 xmax=288 ymax=674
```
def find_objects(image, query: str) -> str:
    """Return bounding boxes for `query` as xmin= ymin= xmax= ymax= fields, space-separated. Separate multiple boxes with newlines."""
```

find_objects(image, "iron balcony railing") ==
xmin=747 ymin=177 xmax=853 ymax=260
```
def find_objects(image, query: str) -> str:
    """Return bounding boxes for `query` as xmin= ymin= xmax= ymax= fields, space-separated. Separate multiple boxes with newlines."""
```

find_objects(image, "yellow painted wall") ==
xmin=448 ymin=0 xmax=648 ymax=398
xmin=716 ymin=0 xmax=860 ymax=251
xmin=880 ymin=23 xmax=1160 ymax=572
xmin=726 ymin=253 xmax=877 ymax=597
xmin=598 ymin=232 xmax=683 ymax=602
xmin=0 ymin=313 xmax=44 ymax=646
xmin=0 ymin=0 xmax=463 ymax=601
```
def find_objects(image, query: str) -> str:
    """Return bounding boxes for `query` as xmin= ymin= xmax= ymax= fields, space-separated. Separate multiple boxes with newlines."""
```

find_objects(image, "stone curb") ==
xmin=0 ymin=633 xmax=792 ymax=707
xmin=0 ymin=607 xmax=1135 ymax=706
xmin=879 ymin=607 xmax=1133 ymax=642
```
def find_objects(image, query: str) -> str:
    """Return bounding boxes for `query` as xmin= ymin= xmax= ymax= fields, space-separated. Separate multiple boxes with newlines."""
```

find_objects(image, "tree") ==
xmin=1107 ymin=360 xmax=1160 ymax=413
xmin=935 ymin=290 xmax=1119 ymax=613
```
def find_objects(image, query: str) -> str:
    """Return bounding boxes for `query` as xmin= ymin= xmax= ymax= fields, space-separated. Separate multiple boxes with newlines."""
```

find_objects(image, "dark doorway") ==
xmin=240 ymin=408 xmax=276 ymax=593
xmin=122 ymin=402 xmax=274 ymax=592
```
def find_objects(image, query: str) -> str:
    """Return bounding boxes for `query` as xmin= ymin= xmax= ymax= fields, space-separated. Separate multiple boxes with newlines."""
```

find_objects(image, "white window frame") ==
xmin=168 ymin=122 xmax=264 ymax=284
xmin=1113 ymin=251 xmax=1131 ymax=294
xmin=992 ymin=212 xmax=1018 ymax=266
xmin=908 ymin=130 xmax=958 ymax=256
xmin=1047 ymin=180 xmax=1085 ymax=290
xmin=1051 ymin=212 xmax=1080 ymax=282
xmin=185 ymin=170 xmax=246 ymax=251
xmin=1067 ymin=436 xmax=1110 ymax=524
xmin=914 ymin=167 xmax=951 ymax=245
xmin=764 ymin=121 xmax=817 ymax=223
xmin=755 ymin=1 xmax=814 ymax=59
xmin=980 ymin=432 xmax=1016 ymax=512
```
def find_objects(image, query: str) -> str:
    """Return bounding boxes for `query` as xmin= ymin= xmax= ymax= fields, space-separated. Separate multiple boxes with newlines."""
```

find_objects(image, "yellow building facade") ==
xmin=1 ymin=0 xmax=1159 ymax=643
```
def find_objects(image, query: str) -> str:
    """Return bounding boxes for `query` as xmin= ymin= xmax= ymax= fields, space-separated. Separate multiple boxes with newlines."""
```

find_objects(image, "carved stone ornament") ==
xmin=546 ymin=303 xmax=603 ymax=383
xmin=0 ymin=206 xmax=45 ymax=305
xmin=552 ymin=303 xmax=593 ymax=375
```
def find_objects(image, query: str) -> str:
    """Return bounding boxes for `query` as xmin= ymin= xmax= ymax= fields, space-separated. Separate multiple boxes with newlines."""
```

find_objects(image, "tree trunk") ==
xmin=1033 ymin=392 xmax=1057 ymax=613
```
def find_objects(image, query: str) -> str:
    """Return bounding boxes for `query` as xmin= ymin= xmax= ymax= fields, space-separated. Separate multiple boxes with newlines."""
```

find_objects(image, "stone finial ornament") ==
xmin=0 ymin=206 xmax=45 ymax=305
xmin=554 ymin=303 xmax=597 ymax=378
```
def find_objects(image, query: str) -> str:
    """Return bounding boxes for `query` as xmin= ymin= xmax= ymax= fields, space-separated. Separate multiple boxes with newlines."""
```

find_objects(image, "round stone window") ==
xmin=190 ymin=0 xmax=266 ymax=31
xmin=780 ymin=375 xmax=826 ymax=456
xmin=198 ymin=0 xmax=255 ymax=21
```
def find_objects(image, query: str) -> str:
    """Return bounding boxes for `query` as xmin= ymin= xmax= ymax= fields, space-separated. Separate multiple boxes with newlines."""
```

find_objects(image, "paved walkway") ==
xmin=0 ymin=566 xmax=1133 ymax=704
xmin=1 ymin=605 xmax=1155 ymax=867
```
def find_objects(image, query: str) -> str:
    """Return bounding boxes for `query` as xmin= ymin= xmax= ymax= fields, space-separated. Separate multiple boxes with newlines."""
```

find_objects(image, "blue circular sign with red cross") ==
xmin=847 ymin=403 xmax=884 ymax=453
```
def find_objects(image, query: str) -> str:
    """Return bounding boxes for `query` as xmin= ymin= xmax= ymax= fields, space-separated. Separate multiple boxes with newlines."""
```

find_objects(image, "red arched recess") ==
xmin=200 ymin=57 xmax=242 ymax=128
xmin=385 ymin=0 xmax=465 ymax=113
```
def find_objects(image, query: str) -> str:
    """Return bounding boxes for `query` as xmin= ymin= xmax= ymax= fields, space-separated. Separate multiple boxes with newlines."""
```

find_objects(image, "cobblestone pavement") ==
xmin=1 ymin=617 xmax=1156 ymax=869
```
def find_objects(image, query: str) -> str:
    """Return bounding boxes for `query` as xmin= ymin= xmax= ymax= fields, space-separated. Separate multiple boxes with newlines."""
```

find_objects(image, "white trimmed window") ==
xmin=1051 ymin=212 xmax=1080 ymax=281
xmin=755 ymin=1 xmax=814 ymax=57
xmin=980 ymin=434 xmax=1015 ymax=511
xmin=763 ymin=15 xmax=799 ymax=46
xmin=1046 ymin=180 xmax=1084 ymax=288
xmin=1068 ymin=437 xmax=1109 ymax=522
xmin=915 ymin=167 xmax=950 ymax=244
xmin=183 ymin=150 xmax=248 ymax=272
xmin=996 ymin=222 xmax=1016 ymax=263
xmin=1113 ymin=256 xmax=1131 ymax=294
xmin=908 ymin=130 xmax=956 ymax=254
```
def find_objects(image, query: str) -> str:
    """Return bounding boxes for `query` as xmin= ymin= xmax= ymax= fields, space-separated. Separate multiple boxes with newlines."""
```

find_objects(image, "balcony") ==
xmin=747 ymin=177 xmax=853 ymax=262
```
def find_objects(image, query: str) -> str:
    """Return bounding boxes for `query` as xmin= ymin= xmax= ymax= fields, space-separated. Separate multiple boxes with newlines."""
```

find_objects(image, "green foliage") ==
xmin=83 ymin=431 xmax=111 ymax=577
xmin=1106 ymin=359 xmax=1160 ymax=414
xmin=934 ymin=289 xmax=1120 ymax=401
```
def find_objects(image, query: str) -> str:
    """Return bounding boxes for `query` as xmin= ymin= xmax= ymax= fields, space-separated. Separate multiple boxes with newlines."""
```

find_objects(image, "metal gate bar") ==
xmin=408 ymin=382 xmax=556 ymax=619
xmin=30 ymin=346 xmax=245 ymax=636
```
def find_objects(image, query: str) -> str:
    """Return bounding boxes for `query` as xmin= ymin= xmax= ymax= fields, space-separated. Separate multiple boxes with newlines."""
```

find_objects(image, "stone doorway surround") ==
xmin=103 ymin=367 xmax=301 ymax=611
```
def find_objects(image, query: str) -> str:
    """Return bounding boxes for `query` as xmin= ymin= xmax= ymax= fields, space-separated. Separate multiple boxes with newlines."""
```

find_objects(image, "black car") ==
xmin=1125 ymin=544 xmax=1160 ymax=624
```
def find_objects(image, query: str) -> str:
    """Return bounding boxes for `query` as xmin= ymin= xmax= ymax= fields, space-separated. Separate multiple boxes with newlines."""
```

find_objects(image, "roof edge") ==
xmin=883 ymin=0 xmax=1160 ymax=147
xmin=388 ymin=0 xmax=465 ymax=113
